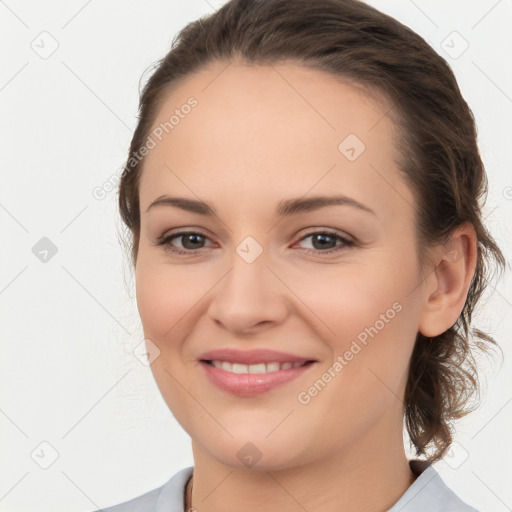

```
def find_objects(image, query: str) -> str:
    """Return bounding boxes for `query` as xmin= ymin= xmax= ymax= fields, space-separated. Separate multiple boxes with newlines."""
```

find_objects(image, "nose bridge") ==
xmin=207 ymin=234 xmax=289 ymax=332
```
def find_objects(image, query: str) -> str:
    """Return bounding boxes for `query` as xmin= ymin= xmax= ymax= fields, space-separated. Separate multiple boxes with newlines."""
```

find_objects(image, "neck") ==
xmin=186 ymin=420 xmax=417 ymax=512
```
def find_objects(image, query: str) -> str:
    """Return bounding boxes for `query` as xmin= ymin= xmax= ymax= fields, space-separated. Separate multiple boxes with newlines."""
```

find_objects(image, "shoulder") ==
xmin=98 ymin=486 xmax=162 ymax=512
xmin=387 ymin=460 xmax=481 ymax=512
xmin=88 ymin=466 xmax=193 ymax=512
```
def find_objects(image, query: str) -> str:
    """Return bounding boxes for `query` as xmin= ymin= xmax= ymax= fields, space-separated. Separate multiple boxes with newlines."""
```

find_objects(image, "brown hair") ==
xmin=118 ymin=0 xmax=505 ymax=463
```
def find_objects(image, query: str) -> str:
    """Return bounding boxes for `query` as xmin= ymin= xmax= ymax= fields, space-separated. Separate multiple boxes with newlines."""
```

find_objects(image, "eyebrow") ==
xmin=146 ymin=194 xmax=376 ymax=217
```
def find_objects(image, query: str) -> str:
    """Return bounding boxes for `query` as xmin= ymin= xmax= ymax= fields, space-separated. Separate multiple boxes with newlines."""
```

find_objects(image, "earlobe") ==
xmin=418 ymin=222 xmax=478 ymax=337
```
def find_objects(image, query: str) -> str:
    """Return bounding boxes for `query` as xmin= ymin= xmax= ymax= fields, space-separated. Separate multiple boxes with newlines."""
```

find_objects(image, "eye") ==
xmin=294 ymin=230 xmax=355 ymax=256
xmin=154 ymin=231 xmax=213 ymax=255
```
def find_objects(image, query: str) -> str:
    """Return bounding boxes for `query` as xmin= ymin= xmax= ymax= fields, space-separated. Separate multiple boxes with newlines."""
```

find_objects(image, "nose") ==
xmin=207 ymin=250 xmax=290 ymax=335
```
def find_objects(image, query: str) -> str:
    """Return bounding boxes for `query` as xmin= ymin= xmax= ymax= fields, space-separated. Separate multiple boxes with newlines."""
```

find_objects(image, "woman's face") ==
xmin=135 ymin=61 xmax=427 ymax=470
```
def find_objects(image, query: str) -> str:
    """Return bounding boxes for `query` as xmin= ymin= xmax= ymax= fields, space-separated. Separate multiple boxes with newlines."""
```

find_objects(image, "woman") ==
xmin=101 ymin=0 xmax=505 ymax=510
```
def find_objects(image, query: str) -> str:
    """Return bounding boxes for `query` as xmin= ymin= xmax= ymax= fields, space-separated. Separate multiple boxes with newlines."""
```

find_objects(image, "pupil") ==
xmin=313 ymin=234 xmax=335 ymax=250
xmin=183 ymin=234 xmax=203 ymax=249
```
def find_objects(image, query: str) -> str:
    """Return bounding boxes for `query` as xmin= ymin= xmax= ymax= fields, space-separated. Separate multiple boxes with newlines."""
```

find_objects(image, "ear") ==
xmin=418 ymin=222 xmax=478 ymax=337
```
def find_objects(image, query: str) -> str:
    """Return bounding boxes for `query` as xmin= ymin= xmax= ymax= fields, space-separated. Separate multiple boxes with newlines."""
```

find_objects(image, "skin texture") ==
xmin=134 ymin=60 xmax=477 ymax=512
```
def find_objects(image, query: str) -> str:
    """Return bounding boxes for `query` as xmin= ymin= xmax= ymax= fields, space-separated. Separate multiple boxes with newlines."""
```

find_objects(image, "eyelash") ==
xmin=153 ymin=229 xmax=355 ymax=257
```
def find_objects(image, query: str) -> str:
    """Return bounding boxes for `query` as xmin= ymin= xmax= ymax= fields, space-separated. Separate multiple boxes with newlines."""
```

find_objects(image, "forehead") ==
xmin=138 ymin=61 xmax=413 ymax=219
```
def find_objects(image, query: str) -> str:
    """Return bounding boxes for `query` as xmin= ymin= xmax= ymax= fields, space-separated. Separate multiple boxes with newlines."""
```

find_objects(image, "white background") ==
xmin=1 ymin=1 xmax=511 ymax=511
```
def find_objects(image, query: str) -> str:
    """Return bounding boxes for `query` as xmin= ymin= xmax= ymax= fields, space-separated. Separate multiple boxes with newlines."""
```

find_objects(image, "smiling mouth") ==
xmin=202 ymin=359 xmax=315 ymax=374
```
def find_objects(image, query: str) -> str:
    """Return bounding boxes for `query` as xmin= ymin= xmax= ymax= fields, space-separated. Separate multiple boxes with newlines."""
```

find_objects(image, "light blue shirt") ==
xmin=96 ymin=460 xmax=479 ymax=512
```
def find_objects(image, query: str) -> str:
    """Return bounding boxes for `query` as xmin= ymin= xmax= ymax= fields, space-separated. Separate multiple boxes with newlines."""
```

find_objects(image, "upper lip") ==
xmin=199 ymin=348 xmax=316 ymax=365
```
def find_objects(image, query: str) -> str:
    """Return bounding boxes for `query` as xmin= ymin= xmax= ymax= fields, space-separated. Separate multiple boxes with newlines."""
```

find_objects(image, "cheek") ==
xmin=292 ymin=254 xmax=420 ymax=387
xmin=291 ymin=258 xmax=415 ymax=340
xmin=291 ymin=261 xmax=419 ymax=440
xmin=134 ymin=260 xmax=204 ymax=422
xmin=135 ymin=257 xmax=205 ymax=340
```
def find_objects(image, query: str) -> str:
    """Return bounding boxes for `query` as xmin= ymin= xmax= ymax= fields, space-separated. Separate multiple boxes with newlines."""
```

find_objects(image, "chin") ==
xmin=192 ymin=428 xmax=311 ymax=472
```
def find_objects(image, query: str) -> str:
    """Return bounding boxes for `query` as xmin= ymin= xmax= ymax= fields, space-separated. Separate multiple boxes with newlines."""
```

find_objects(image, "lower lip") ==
xmin=199 ymin=360 xmax=316 ymax=397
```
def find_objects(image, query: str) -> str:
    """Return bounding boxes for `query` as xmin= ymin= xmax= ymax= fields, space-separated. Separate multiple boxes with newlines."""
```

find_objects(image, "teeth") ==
xmin=266 ymin=362 xmax=280 ymax=372
xmin=249 ymin=363 xmax=267 ymax=373
xmin=210 ymin=360 xmax=306 ymax=374
xmin=221 ymin=361 xmax=232 ymax=372
xmin=232 ymin=363 xmax=248 ymax=373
